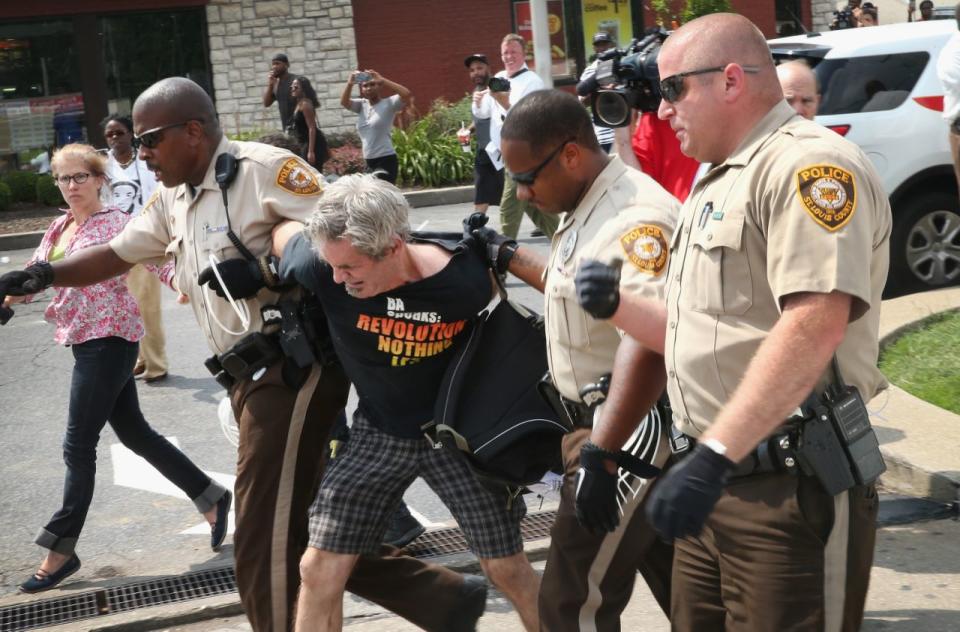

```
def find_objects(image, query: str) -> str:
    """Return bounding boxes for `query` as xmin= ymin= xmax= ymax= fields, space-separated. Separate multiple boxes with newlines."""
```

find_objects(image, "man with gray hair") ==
xmin=270 ymin=174 xmax=542 ymax=631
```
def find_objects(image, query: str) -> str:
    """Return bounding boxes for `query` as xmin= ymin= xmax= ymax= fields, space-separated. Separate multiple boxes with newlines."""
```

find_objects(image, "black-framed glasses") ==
xmin=659 ymin=65 xmax=760 ymax=103
xmin=508 ymin=137 xmax=576 ymax=185
xmin=133 ymin=120 xmax=196 ymax=149
xmin=54 ymin=172 xmax=91 ymax=186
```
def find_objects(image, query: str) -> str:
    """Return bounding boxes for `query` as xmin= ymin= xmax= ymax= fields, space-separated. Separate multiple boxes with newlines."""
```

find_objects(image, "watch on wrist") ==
xmin=496 ymin=241 xmax=519 ymax=273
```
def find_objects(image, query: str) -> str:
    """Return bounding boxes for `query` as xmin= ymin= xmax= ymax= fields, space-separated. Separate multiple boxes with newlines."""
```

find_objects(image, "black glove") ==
xmin=198 ymin=256 xmax=277 ymax=300
xmin=645 ymin=443 xmax=735 ymax=541
xmin=0 ymin=262 xmax=55 ymax=297
xmin=575 ymin=259 xmax=621 ymax=319
xmin=462 ymin=212 xmax=517 ymax=275
xmin=575 ymin=441 xmax=662 ymax=534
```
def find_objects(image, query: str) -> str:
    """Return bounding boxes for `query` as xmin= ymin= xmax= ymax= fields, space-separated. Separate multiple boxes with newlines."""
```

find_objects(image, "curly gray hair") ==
xmin=305 ymin=173 xmax=411 ymax=259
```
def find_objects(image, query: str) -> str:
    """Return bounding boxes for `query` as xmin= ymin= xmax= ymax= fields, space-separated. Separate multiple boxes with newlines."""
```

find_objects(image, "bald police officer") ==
xmin=473 ymin=89 xmax=678 ymax=630
xmin=576 ymin=13 xmax=891 ymax=631
xmin=0 ymin=78 xmax=480 ymax=632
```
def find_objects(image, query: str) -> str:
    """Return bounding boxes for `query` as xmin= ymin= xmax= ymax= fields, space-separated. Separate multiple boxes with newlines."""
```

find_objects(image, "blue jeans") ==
xmin=35 ymin=337 xmax=226 ymax=556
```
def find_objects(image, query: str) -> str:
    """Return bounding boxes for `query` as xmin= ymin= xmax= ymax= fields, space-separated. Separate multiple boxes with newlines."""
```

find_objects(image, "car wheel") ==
xmin=889 ymin=191 xmax=960 ymax=295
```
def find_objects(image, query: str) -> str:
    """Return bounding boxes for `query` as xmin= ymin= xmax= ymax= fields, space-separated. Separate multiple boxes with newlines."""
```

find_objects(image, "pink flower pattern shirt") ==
xmin=28 ymin=206 xmax=175 ymax=346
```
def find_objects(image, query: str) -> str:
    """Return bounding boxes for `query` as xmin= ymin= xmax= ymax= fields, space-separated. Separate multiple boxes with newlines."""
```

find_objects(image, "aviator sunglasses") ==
xmin=133 ymin=120 xmax=200 ymax=149
xmin=659 ymin=65 xmax=760 ymax=103
xmin=508 ymin=136 xmax=577 ymax=185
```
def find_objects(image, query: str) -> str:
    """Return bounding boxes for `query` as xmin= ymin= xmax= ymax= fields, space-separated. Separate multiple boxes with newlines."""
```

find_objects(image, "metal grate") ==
xmin=0 ymin=510 xmax=556 ymax=631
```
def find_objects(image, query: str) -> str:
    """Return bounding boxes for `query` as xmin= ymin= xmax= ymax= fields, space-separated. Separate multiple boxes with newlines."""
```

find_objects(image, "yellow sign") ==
xmin=582 ymin=0 xmax=633 ymax=52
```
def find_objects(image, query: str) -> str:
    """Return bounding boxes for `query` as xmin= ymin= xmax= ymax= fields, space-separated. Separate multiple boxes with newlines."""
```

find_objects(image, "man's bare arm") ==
xmin=51 ymin=244 xmax=134 ymax=287
xmin=608 ymin=293 xmax=668 ymax=355
xmin=505 ymin=245 xmax=547 ymax=293
xmin=699 ymin=291 xmax=851 ymax=462
xmin=271 ymin=220 xmax=306 ymax=258
xmin=591 ymin=336 xmax=667 ymax=467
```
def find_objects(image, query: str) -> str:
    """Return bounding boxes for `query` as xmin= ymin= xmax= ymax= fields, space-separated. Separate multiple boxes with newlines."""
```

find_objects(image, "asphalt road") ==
xmin=0 ymin=202 xmax=553 ymax=601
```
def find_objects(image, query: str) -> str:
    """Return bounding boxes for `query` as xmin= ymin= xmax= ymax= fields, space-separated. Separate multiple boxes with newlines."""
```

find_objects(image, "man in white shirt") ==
xmin=477 ymin=33 xmax=559 ymax=239
xmin=938 ymin=4 xmax=960 ymax=193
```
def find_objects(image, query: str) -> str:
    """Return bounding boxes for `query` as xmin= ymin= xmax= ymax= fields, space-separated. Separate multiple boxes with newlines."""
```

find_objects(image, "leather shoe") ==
xmin=19 ymin=554 xmax=81 ymax=594
xmin=211 ymin=490 xmax=232 ymax=551
xmin=133 ymin=363 xmax=146 ymax=377
xmin=382 ymin=501 xmax=426 ymax=549
xmin=144 ymin=372 xmax=168 ymax=384
xmin=445 ymin=574 xmax=488 ymax=631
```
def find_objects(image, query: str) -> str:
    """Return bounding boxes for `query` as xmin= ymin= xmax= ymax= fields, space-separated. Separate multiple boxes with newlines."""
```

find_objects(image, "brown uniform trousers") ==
xmin=230 ymin=359 xmax=465 ymax=631
xmin=671 ymin=471 xmax=879 ymax=632
xmin=539 ymin=428 xmax=674 ymax=631
xmin=126 ymin=264 xmax=167 ymax=379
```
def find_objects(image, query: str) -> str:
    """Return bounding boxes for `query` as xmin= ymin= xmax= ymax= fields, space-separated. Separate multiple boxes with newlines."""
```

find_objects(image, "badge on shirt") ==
xmin=796 ymin=164 xmax=856 ymax=232
xmin=276 ymin=158 xmax=322 ymax=196
xmin=620 ymin=224 xmax=668 ymax=275
xmin=560 ymin=229 xmax=578 ymax=263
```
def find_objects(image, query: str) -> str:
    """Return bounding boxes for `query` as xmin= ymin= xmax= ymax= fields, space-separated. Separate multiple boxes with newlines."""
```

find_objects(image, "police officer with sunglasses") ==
xmin=574 ymin=14 xmax=891 ymax=631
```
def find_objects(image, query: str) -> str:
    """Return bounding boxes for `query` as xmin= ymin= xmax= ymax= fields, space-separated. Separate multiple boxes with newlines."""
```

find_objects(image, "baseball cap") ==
xmin=272 ymin=53 xmax=289 ymax=63
xmin=592 ymin=32 xmax=614 ymax=45
xmin=464 ymin=53 xmax=489 ymax=68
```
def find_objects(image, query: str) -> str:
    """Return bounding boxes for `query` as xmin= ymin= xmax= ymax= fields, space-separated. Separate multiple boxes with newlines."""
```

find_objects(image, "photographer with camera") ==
xmin=464 ymin=53 xmax=505 ymax=215
xmin=480 ymin=33 xmax=559 ymax=240
xmin=340 ymin=69 xmax=411 ymax=184
xmin=579 ymin=32 xmax=618 ymax=153
xmin=262 ymin=53 xmax=298 ymax=132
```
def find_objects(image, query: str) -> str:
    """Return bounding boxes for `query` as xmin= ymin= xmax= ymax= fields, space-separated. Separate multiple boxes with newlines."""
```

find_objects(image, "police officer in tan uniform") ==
xmin=0 ymin=78 xmax=482 ymax=632
xmin=473 ymin=89 xmax=678 ymax=630
xmin=575 ymin=14 xmax=891 ymax=631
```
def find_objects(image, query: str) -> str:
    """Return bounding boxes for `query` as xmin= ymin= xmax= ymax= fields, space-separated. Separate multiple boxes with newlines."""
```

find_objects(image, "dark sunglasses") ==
xmin=508 ymin=137 xmax=576 ymax=185
xmin=659 ymin=65 xmax=760 ymax=103
xmin=133 ymin=120 xmax=198 ymax=149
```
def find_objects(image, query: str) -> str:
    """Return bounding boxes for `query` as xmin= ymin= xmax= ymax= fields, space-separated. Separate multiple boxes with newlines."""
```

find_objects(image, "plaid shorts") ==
xmin=308 ymin=412 xmax=526 ymax=558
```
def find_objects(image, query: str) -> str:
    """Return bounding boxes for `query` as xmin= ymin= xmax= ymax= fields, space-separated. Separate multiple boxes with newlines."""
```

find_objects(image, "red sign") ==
xmin=512 ymin=1 xmax=573 ymax=78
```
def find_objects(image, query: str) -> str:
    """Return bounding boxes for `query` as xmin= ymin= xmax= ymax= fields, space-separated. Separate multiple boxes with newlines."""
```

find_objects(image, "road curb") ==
xmin=0 ymin=188 xmax=474 ymax=253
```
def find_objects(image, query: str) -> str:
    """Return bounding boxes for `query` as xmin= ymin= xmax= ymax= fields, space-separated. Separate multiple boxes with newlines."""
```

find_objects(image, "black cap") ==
xmin=592 ymin=32 xmax=613 ymax=45
xmin=272 ymin=53 xmax=289 ymax=63
xmin=464 ymin=53 xmax=489 ymax=68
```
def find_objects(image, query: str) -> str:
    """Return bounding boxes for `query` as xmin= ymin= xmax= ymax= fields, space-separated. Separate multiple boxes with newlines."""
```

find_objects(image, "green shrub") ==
xmin=0 ymin=182 xmax=11 ymax=212
xmin=326 ymin=131 xmax=361 ymax=150
xmin=2 ymin=170 xmax=39 ymax=203
xmin=36 ymin=174 xmax=64 ymax=207
xmin=228 ymin=129 xmax=269 ymax=142
xmin=681 ymin=0 xmax=732 ymax=23
xmin=392 ymin=95 xmax=474 ymax=188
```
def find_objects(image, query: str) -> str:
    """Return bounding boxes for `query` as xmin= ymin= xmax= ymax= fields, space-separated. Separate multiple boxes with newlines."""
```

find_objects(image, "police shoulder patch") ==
xmin=795 ymin=164 xmax=856 ymax=232
xmin=619 ymin=224 xmax=668 ymax=275
xmin=276 ymin=157 xmax=322 ymax=195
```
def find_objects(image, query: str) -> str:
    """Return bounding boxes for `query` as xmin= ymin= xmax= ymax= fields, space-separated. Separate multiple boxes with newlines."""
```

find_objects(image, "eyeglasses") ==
xmin=508 ymin=137 xmax=576 ymax=185
xmin=54 ymin=172 xmax=91 ymax=186
xmin=133 ymin=120 xmax=197 ymax=149
xmin=659 ymin=65 xmax=760 ymax=103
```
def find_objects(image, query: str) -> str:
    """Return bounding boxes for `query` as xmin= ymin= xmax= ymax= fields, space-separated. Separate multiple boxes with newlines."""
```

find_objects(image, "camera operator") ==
xmin=830 ymin=0 xmax=860 ymax=30
xmin=340 ymin=69 xmax=412 ymax=184
xmin=579 ymin=32 xmax=618 ymax=153
xmin=464 ymin=53 xmax=505 ymax=215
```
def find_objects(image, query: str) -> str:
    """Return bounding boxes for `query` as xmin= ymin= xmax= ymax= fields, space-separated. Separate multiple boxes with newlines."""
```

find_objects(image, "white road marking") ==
xmin=415 ymin=220 xmax=429 ymax=231
xmin=111 ymin=439 xmax=236 ymax=536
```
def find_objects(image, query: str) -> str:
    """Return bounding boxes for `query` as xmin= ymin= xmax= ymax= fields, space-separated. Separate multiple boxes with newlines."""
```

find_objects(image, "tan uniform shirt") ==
xmin=545 ymin=155 xmax=680 ymax=402
xmin=110 ymin=137 xmax=324 ymax=355
xmin=664 ymin=101 xmax=891 ymax=438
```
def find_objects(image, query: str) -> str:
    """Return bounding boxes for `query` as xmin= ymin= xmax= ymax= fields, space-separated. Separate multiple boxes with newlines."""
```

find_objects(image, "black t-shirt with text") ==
xmin=280 ymin=233 xmax=492 ymax=438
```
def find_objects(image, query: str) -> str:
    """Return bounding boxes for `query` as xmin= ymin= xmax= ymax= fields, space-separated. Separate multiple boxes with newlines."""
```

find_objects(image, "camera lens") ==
xmin=596 ymin=91 xmax=632 ymax=127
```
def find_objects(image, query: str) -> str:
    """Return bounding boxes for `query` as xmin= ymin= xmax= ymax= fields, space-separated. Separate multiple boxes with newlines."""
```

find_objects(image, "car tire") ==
xmin=888 ymin=191 xmax=960 ymax=296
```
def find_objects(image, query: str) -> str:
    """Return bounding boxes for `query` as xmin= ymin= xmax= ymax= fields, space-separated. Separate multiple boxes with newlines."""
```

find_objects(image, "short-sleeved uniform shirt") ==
xmin=349 ymin=94 xmax=404 ymax=159
xmin=545 ymin=155 xmax=680 ymax=402
xmin=664 ymin=101 xmax=892 ymax=438
xmin=109 ymin=137 xmax=325 ymax=355
xmin=280 ymin=234 xmax=492 ymax=438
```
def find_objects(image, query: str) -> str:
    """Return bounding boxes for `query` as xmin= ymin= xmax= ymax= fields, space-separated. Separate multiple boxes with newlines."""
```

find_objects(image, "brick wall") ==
xmin=351 ymin=0 xmax=514 ymax=114
xmin=206 ymin=0 xmax=359 ymax=136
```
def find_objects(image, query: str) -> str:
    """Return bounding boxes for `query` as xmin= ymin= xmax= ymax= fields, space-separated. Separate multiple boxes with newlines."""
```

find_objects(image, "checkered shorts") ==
xmin=308 ymin=412 xmax=526 ymax=558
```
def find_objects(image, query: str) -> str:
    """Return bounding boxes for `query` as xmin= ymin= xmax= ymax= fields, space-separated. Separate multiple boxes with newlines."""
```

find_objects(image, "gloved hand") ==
xmin=575 ymin=259 xmax=622 ymax=319
xmin=645 ymin=443 xmax=735 ymax=541
xmin=575 ymin=441 xmax=622 ymax=534
xmin=0 ymin=262 xmax=54 ymax=297
xmin=576 ymin=440 xmax=662 ymax=533
xmin=462 ymin=212 xmax=517 ymax=275
xmin=198 ymin=256 xmax=277 ymax=300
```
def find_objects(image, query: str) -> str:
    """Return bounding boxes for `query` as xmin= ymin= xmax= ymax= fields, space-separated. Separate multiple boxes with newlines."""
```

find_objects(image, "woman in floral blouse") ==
xmin=4 ymin=144 xmax=232 ymax=594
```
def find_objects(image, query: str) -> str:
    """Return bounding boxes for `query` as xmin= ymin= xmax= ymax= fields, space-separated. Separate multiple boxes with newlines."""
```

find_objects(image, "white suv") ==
xmin=770 ymin=20 xmax=960 ymax=296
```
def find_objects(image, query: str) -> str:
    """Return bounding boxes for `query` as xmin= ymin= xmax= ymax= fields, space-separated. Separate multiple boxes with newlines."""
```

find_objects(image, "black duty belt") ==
xmin=675 ymin=426 xmax=800 ymax=480
xmin=560 ymin=397 xmax=595 ymax=429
